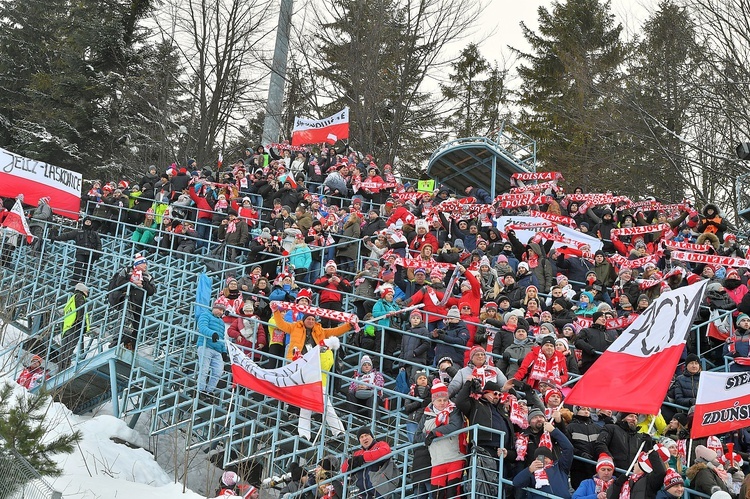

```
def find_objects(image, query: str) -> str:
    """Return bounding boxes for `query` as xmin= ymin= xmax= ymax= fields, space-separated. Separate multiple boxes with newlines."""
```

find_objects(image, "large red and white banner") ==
xmin=691 ymin=371 xmax=750 ymax=439
xmin=226 ymin=341 xmax=324 ymax=413
xmin=495 ymin=215 xmax=604 ymax=252
xmin=291 ymin=108 xmax=349 ymax=146
xmin=565 ymin=280 xmax=708 ymax=414
xmin=0 ymin=147 xmax=82 ymax=220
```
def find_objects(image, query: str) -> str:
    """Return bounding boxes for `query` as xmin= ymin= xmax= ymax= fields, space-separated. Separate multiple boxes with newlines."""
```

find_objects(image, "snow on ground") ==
xmin=1 ymin=322 xmax=220 ymax=498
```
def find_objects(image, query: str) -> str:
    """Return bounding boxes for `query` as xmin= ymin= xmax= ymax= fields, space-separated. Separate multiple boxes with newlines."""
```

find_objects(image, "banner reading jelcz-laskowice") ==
xmin=0 ymin=147 xmax=82 ymax=220
xmin=291 ymin=108 xmax=349 ymax=146
xmin=691 ymin=371 xmax=750 ymax=439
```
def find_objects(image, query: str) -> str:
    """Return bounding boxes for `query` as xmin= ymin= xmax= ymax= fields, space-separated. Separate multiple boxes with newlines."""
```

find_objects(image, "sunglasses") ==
xmin=483 ymin=390 xmax=502 ymax=396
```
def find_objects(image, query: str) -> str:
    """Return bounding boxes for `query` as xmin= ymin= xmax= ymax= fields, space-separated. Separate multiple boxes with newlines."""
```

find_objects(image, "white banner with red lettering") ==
xmin=566 ymin=280 xmax=708 ymax=414
xmin=691 ymin=371 xmax=750 ymax=439
xmin=291 ymin=107 xmax=349 ymax=146
xmin=226 ymin=341 xmax=324 ymax=413
xmin=566 ymin=193 xmax=631 ymax=206
xmin=0 ymin=147 xmax=82 ymax=220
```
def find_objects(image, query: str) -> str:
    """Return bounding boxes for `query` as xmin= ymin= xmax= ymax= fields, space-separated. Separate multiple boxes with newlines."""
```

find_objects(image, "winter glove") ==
xmin=350 ymin=454 xmax=365 ymax=469
xmin=221 ymin=352 xmax=230 ymax=363
xmin=212 ymin=333 xmax=220 ymax=343
xmin=424 ymin=431 xmax=437 ymax=447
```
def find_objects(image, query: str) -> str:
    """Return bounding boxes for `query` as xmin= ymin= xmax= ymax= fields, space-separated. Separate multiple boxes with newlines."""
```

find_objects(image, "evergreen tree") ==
xmin=0 ymin=382 xmax=81 ymax=484
xmin=441 ymin=43 xmax=508 ymax=138
xmin=514 ymin=0 xmax=626 ymax=192
xmin=623 ymin=1 xmax=707 ymax=201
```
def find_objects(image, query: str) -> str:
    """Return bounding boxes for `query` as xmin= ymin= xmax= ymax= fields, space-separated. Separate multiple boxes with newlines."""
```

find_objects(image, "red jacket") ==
xmin=409 ymin=232 xmax=439 ymax=255
xmin=513 ymin=346 xmax=569 ymax=390
xmin=313 ymin=273 xmax=352 ymax=304
xmin=227 ymin=315 xmax=267 ymax=359
xmin=341 ymin=440 xmax=392 ymax=472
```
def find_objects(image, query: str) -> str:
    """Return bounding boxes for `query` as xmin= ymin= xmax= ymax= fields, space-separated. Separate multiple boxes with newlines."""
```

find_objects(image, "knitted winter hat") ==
xmin=596 ymin=453 xmax=614 ymax=472
xmin=469 ymin=345 xmax=486 ymax=361
xmin=663 ymin=469 xmax=683 ymax=489
xmin=222 ymin=471 xmax=239 ymax=486
xmin=446 ymin=306 xmax=461 ymax=319
xmin=431 ymin=382 xmax=449 ymax=397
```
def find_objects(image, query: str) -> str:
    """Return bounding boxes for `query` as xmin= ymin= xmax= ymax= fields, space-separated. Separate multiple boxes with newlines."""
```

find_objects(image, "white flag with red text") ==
xmin=691 ymin=371 xmax=750 ymax=439
xmin=291 ymin=108 xmax=349 ymax=146
xmin=2 ymin=198 xmax=33 ymax=243
xmin=226 ymin=341 xmax=324 ymax=413
xmin=565 ymin=280 xmax=708 ymax=414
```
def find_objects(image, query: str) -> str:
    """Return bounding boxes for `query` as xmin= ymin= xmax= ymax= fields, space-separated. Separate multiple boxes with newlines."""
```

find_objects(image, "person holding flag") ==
xmin=298 ymin=336 xmax=345 ymax=442
xmin=270 ymin=301 xmax=353 ymax=361
xmin=724 ymin=313 xmax=750 ymax=372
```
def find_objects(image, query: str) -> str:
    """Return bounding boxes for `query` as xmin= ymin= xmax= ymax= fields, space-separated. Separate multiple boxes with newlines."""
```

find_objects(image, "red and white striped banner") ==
xmin=510 ymin=172 xmax=563 ymax=184
xmin=526 ymin=210 xmax=577 ymax=227
xmin=394 ymin=257 xmax=455 ymax=272
xmin=509 ymin=181 xmax=561 ymax=194
xmin=353 ymin=181 xmax=398 ymax=192
xmin=575 ymin=314 xmax=638 ymax=331
xmin=663 ymin=240 xmax=711 ymax=253
xmin=608 ymin=253 xmax=659 ymax=269
xmin=532 ymin=231 xmax=589 ymax=249
xmin=496 ymin=195 xmax=552 ymax=209
xmin=692 ymin=371 xmax=750 ymax=439
xmin=610 ymin=224 xmax=671 ymax=237
xmin=267 ymin=142 xmax=309 ymax=153
xmin=566 ymin=194 xmax=631 ymax=206
xmin=669 ymin=250 xmax=750 ymax=269
xmin=273 ymin=301 xmax=359 ymax=330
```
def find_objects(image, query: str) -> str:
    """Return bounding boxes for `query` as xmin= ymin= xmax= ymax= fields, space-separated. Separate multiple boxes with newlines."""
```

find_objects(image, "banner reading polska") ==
xmin=0 ymin=147 xmax=82 ymax=220
xmin=691 ymin=371 xmax=750 ymax=439
xmin=291 ymin=107 xmax=350 ymax=146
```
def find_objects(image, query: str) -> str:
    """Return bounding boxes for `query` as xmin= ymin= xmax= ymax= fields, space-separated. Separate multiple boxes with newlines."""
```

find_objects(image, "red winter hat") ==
xmin=596 ymin=453 xmax=614 ymax=472
xmin=543 ymin=388 xmax=563 ymax=405
xmin=663 ymin=469 xmax=683 ymax=489
xmin=469 ymin=345 xmax=486 ymax=360
xmin=726 ymin=268 xmax=741 ymax=281
xmin=431 ymin=382 xmax=448 ymax=397
xmin=296 ymin=288 xmax=312 ymax=302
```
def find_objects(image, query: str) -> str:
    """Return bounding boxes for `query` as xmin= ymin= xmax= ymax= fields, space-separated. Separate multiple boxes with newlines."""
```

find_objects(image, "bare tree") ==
xmin=154 ymin=0 xmax=273 ymax=166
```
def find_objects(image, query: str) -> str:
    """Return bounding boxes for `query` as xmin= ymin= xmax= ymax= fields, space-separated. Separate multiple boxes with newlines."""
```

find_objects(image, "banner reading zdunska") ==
xmin=691 ymin=371 xmax=750 ymax=439
xmin=0 ymin=147 xmax=82 ymax=220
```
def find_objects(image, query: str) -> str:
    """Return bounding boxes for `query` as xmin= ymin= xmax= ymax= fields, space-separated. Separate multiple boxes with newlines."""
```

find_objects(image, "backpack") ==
xmin=107 ymin=268 xmax=129 ymax=307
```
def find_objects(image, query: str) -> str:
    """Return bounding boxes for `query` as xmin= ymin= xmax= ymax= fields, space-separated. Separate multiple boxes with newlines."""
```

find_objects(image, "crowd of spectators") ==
xmin=13 ymin=141 xmax=750 ymax=499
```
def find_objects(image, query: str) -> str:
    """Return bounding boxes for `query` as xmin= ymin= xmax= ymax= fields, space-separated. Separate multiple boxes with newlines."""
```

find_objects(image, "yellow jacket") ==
xmin=636 ymin=414 xmax=667 ymax=437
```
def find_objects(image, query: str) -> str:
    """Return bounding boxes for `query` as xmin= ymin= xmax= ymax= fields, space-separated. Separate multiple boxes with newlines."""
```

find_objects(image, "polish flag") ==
xmin=291 ymin=108 xmax=349 ymax=146
xmin=226 ymin=341 xmax=324 ymax=413
xmin=691 ymin=371 xmax=750 ymax=439
xmin=565 ymin=280 xmax=708 ymax=414
xmin=217 ymin=152 xmax=223 ymax=170
xmin=2 ymin=198 xmax=33 ymax=243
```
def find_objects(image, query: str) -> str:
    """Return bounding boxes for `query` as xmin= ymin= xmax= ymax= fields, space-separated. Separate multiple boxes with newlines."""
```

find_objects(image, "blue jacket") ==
xmin=573 ymin=476 xmax=612 ymax=499
xmin=512 ymin=428 xmax=575 ymax=499
xmin=674 ymin=370 xmax=700 ymax=407
xmin=289 ymin=245 xmax=312 ymax=270
xmin=197 ymin=313 xmax=227 ymax=352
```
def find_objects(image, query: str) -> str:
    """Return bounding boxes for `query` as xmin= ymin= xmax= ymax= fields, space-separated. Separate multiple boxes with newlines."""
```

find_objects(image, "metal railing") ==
xmin=0 ymin=443 xmax=61 ymax=499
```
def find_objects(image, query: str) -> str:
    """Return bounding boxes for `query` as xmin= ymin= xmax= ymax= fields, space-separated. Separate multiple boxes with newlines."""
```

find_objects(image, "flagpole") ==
xmin=686 ymin=439 xmax=693 ymax=468
xmin=224 ymin=386 xmax=235 ymax=428
xmin=369 ymin=303 xmax=424 ymax=322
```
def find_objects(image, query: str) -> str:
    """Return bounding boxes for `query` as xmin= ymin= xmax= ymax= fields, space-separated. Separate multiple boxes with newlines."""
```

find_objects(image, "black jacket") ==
xmin=673 ymin=370 xmax=700 ymax=408
xmin=576 ymin=324 xmax=618 ymax=371
xmin=595 ymin=421 xmax=652 ymax=472
xmin=455 ymin=380 xmax=516 ymax=458
xmin=565 ymin=415 xmax=601 ymax=462
xmin=52 ymin=226 xmax=102 ymax=260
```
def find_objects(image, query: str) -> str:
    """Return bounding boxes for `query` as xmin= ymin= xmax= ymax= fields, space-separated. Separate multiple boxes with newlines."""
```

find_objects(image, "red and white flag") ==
xmin=565 ymin=280 xmax=708 ymax=414
xmin=691 ymin=371 xmax=750 ymax=439
xmin=291 ymin=108 xmax=349 ymax=146
xmin=226 ymin=341 xmax=324 ymax=413
xmin=2 ymin=198 xmax=33 ymax=243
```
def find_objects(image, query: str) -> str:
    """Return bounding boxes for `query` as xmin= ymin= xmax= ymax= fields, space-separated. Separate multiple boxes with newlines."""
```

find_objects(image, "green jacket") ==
xmin=62 ymin=292 xmax=90 ymax=337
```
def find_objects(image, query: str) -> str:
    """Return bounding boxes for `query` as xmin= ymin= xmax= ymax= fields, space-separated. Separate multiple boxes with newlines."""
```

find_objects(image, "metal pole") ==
xmin=261 ymin=0 xmax=294 ymax=145
xmin=109 ymin=357 xmax=120 ymax=416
